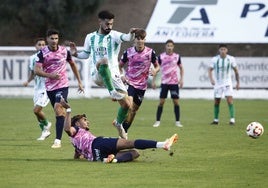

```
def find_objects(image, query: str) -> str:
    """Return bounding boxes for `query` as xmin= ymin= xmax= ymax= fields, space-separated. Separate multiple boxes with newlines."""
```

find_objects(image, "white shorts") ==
xmin=33 ymin=90 xmax=50 ymax=107
xmin=214 ymin=85 xmax=233 ymax=98
xmin=92 ymin=72 xmax=127 ymax=93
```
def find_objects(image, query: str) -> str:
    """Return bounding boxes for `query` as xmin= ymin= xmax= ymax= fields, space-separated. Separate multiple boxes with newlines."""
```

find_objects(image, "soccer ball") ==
xmin=246 ymin=122 xmax=264 ymax=138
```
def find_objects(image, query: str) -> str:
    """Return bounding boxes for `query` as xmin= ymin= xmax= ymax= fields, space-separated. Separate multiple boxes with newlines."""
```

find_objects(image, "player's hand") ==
xmin=211 ymin=79 xmax=215 ymax=86
xmin=129 ymin=28 xmax=140 ymax=34
xmin=78 ymin=83 xmax=84 ymax=93
xmin=60 ymin=97 xmax=70 ymax=109
xmin=179 ymin=80 xmax=184 ymax=88
xmin=149 ymin=67 xmax=157 ymax=76
xmin=236 ymin=83 xmax=240 ymax=90
xmin=69 ymin=42 xmax=78 ymax=57
xmin=50 ymin=73 xmax=60 ymax=80
xmin=22 ymin=81 xmax=28 ymax=87
xmin=120 ymin=75 xmax=128 ymax=85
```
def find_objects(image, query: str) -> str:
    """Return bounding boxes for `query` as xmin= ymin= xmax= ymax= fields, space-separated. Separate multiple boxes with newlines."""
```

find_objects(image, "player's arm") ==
xmin=120 ymin=28 xmax=139 ymax=41
xmin=233 ymin=67 xmax=240 ymax=90
xmin=67 ymin=52 xmax=84 ymax=93
xmin=119 ymin=50 xmax=128 ymax=84
xmin=70 ymin=37 xmax=90 ymax=59
xmin=178 ymin=56 xmax=184 ymax=88
xmin=60 ymin=98 xmax=77 ymax=137
xmin=150 ymin=51 xmax=160 ymax=76
xmin=208 ymin=67 xmax=215 ymax=85
xmin=23 ymin=70 xmax=34 ymax=87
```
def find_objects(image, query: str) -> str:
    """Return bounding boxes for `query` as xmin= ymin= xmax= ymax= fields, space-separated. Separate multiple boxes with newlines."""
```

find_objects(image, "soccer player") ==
xmin=35 ymin=29 xmax=84 ymax=148
xmin=23 ymin=38 xmax=52 ymax=140
xmin=60 ymin=97 xmax=178 ymax=163
xmin=119 ymin=29 xmax=160 ymax=137
xmin=152 ymin=39 xmax=184 ymax=128
xmin=208 ymin=44 xmax=240 ymax=125
xmin=69 ymin=10 xmax=138 ymax=139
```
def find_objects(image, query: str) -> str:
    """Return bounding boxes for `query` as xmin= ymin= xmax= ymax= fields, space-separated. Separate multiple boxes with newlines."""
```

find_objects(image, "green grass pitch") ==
xmin=0 ymin=98 xmax=267 ymax=188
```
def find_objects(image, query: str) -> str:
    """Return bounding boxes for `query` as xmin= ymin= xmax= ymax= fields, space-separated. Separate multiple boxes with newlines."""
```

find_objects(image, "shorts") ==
xmin=46 ymin=87 xmax=69 ymax=107
xmin=91 ymin=137 xmax=118 ymax=161
xmin=127 ymin=85 xmax=145 ymax=106
xmin=33 ymin=90 xmax=50 ymax=107
xmin=214 ymin=85 xmax=233 ymax=98
xmin=92 ymin=72 xmax=127 ymax=93
xmin=160 ymin=84 xmax=179 ymax=99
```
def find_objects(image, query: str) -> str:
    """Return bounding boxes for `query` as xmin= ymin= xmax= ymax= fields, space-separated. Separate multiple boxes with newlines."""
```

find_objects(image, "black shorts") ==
xmin=127 ymin=85 xmax=145 ymax=106
xmin=46 ymin=87 xmax=69 ymax=107
xmin=160 ymin=84 xmax=179 ymax=99
xmin=91 ymin=137 xmax=119 ymax=161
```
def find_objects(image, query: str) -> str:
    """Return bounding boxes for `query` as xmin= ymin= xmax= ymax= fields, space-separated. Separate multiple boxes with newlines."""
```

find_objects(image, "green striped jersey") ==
xmin=82 ymin=30 xmax=127 ymax=76
xmin=210 ymin=54 xmax=237 ymax=87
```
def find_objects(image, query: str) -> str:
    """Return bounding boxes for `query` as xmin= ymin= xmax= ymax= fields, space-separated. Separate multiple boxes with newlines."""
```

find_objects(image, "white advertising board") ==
xmin=146 ymin=0 xmax=268 ymax=43
xmin=0 ymin=56 xmax=267 ymax=89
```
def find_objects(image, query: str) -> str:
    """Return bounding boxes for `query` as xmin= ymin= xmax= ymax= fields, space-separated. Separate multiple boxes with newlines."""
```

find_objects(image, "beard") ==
xmin=103 ymin=28 xmax=111 ymax=34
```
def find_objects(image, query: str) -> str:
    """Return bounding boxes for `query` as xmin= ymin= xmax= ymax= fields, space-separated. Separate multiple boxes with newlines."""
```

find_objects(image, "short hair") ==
xmin=218 ymin=43 xmax=227 ymax=48
xmin=135 ymin=29 xmax=147 ymax=39
xmin=46 ymin=29 xmax=59 ymax=37
xmin=34 ymin=37 xmax=45 ymax=44
xmin=71 ymin=114 xmax=87 ymax=127
xmin=98 ymin=10 xmax=115 ymax=19
xmin=165 ymin=39 xmax=174 ymax=45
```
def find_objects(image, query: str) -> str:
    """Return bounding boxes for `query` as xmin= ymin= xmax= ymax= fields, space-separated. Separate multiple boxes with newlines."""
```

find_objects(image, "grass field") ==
xmin=0 ymin=98 xmax=267 ymax=188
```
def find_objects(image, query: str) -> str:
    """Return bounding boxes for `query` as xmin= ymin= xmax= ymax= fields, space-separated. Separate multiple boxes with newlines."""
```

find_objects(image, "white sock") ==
xmin=156 ymin=141 xmax=166 ymax=148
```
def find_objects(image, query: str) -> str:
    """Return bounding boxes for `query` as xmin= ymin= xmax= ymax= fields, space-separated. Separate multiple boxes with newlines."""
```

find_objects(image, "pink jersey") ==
xmin=120 ymin=46 xmax=157 ymax=90
xmin=71 ymin=127 xmax=96 ymax=161
xmin=159 ymin=52 xmax=181 ymax=85
xmin=36 ymin=46 xmax=71 ymax=91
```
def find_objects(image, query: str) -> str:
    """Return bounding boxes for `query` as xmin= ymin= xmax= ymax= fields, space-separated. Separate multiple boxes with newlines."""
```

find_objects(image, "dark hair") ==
xmin=165 ymin=39 xmax=174 ymax=45
xmin=98 ymin=10 xmax=115 ymax=19
xmin=34 ymin=37 xmax=45 ymax=44
xmin=71 ymin=114 xmax=87 ymax=127
xmin=46 ymin=29 xmax=59 ymax=37
xmin=218 ymin=43 xmax=227 ymax=48
xmin=135 ymin=29 xmax=147 ymax=39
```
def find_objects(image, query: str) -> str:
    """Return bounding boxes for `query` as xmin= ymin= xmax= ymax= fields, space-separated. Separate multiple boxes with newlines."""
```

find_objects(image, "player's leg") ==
xmin=211 ymin=87 xmax=223 ymax=124
xmin=34 ymin=91 xmax=51 ymax=140
xmin=47 ymin=87 xmax=68 ymax=148
xmin=225 ymin=86 xmax=235 ymax=125
xmin=116 ymin=134 xmax=178 ymax=151
xmin=170 ymin=84 xmax=182 ymax=127
xmin=122 ymin=86 xmax=144 ymax=133
xmin=96 ymin=58 xmax=125 ymax=100
xmin=153 ymin=84 xmax=168 ymax=127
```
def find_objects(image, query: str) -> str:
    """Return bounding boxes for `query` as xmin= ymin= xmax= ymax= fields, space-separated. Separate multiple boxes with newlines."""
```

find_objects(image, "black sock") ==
xmin=156 ymin=106 xmax=163 ymax=121
xmin=122 ymin=121 xmax=131 ymax=133
xmin=56 ymin=116 xmax=64 ymax=140
xmin=174 ymin=105 xmax=180 ymax=121
xmin=134 ymin=139 xmax=157 ymax=149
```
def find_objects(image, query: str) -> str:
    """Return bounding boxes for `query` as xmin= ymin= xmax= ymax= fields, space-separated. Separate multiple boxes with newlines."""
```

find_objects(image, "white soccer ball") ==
xmin=246 ymin=122 xmax=264 ymax=138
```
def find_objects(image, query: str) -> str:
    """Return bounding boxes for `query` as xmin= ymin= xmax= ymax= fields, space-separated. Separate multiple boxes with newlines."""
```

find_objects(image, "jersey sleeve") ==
xmin=177 ymin=55 xmax=182 ymax=66
xmin=120 ymin=50 xmax=128 ymax=64
xmin=151 ymin=50 xmax=157 ymax=65
xmin=158 ymin=55 xmax=162 ymax=65
xmin=35 ymin=50 xmax=44 ymax=65
xmin=83 ymin=34 xmax=92 ymax=54
xmin=67 ymin=50 xmax=72 ymax=62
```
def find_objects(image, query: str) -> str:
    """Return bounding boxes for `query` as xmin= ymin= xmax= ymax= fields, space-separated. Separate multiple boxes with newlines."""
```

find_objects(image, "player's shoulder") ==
xmin=226 ymin=54 xmax=235 ymax=60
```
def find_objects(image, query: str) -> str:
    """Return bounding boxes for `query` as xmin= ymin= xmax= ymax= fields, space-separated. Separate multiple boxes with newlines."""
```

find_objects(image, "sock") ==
xmin=228 ymin=103 xmax=235 ymax=118
xmin=117 ymin=107 xmax=128 ymax=124
xmin=55 ymin=116 xmax=64 ymax=140
xmin=214 ymin=104 xmax=220 ymax=119
xmin=174 ymin=105 xmax=180 ymax=121
xmin=98 ymin=64 xmax=114 ymax=92
xmin=156 ymin=105 xmax=163 ymax=121
xmin=38 ymin=120 xmax=44 ymax=131
xmin=122 ymin=121 xmax=131 ymax=133
xmin=134 ymin=139 xmax=157 ymax=150
xmin=156 ymin=141 xmax=166 ymax=148
xmin=116 ymin=153 xmax=133 ymax=163
xmin=40 ymin=119 xmax=48 ymax=126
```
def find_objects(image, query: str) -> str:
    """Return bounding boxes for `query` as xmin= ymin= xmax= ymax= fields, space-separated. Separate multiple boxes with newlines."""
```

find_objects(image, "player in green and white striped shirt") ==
xmin=70 ymin=10 xmax=138 ymax=139
xmin=208 ymin=44 xmax=240 ymax=125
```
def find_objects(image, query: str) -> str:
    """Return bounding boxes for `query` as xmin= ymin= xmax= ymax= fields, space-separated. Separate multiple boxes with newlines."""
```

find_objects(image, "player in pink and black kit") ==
xmin=152 ymin=39 xmax=184 ymax=128
xmin=60 ymin=98 xmax=178 ymax=163
xmin=35 ymin=29 xmax=84 ymax=148
xmin=119 ymin=29 xmax=160 ymax=138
